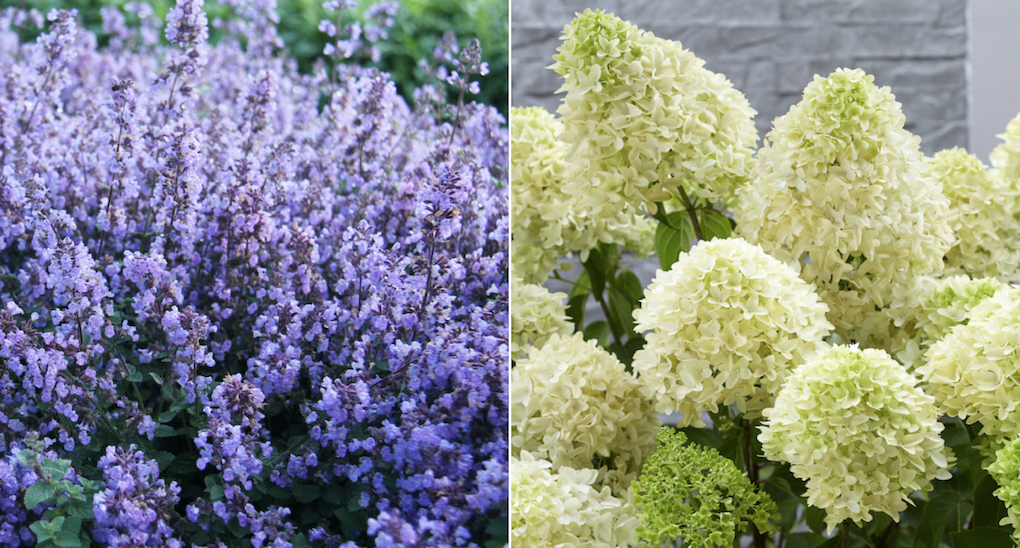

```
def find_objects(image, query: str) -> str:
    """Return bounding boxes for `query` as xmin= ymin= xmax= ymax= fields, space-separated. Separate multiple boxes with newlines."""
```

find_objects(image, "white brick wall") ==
xmin=512 ymin=0 xmax=969 ymax=155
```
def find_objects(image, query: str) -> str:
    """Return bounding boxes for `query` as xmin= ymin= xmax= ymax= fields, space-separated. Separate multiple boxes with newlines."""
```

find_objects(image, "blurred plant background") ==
xmin=0 ymin=0 xmax=509 ymax=115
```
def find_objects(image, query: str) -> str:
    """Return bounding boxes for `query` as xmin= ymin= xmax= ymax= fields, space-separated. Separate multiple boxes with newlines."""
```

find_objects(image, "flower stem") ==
xmin=676 ymin=184 xmax=705 ymax=242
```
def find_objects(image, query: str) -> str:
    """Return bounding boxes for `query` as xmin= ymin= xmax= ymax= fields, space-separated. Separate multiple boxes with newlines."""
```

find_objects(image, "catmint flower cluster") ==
xmin=0 ymin=2 xmax=506 ymax=547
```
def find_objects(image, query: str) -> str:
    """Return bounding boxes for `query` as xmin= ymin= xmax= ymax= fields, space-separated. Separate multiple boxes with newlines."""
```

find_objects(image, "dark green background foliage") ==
xmin=0 ymin=0 xmax=508 ymax=115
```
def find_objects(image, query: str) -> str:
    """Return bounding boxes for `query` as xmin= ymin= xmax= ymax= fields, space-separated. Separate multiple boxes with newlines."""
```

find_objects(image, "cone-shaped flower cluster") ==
xmin=511 ymin=333 xmax=660 ymax=494
xmin=760 ymin=345 xmax=954 ymax=532
xmin=920 ymin=288 xmax=1020 ymax=449
xmin=988 ymin=435 xmax=1020 ymax=542
xmin=991 ymin=113 xmax=1020 ymax=186
xmin=632 ymin=238 xmax=833 ymax=426
xmin=924 ymin=148 xmax=1020 ymax=281
xmin=737 ymin=69 xmax=954 ymax=342
xmin=510 ymin=276 xmax=572 ymax=360
xmin=510 ymin=105 xmax=652 ymax=282
xmin=885 ymin=275 xmax=1006 ymax=372
xmin=550 ymin=9 xmax=757 ymax=218
xmin=632 ymin=428 xmax=778 ymax=548
xmin=510 ymin=451 xmax=641 ymax=548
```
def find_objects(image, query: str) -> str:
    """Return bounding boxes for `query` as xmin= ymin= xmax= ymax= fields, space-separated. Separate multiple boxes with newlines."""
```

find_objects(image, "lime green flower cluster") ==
xmin=885 ymin=275 xmax=1006 ymax=371
xmin=511 ymin=333 xmax=661 ymax=494
xmin=632 ymin=428 xmax=778 ymax=548
xmin=924 ymin=148 xmax=1020 ymax=281
xmin=510 ymin=105 xmax=653 ymax=282
xmin=631 ymin=238 xmax=832 ymax=426
xmin=760 ymin=345 xmax=954 ymax=532
xmin=511 ymin=451 xmax=641 ymax=548
xmin=920 ymin=288 xmax=1020 ymax=450
xmin=510 ymin=276 xmax=572 ymax=360
xmin=988 ymin=435 xmax=1020 ymax=542
xmin=737 ymin=68 xmax=954 ymax=343
xmin=550 ymin=9 xmax=757 ymax=219
xmin=991 ymin=113 xmax=1020 ymax=186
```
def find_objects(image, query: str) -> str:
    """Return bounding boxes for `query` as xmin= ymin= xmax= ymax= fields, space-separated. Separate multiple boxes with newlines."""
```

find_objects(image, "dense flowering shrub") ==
xmin=512 ymin=8 xmax=1020 ymax=548
xmin=0 ymin=1 xmax=507 ymax=547
xmin=632 ymin=238 xmax=832 ymax=425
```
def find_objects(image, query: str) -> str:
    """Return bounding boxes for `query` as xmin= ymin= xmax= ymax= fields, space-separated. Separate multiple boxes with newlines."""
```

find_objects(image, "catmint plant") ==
xmin=0 ymin=1 xmax=507 ymax=547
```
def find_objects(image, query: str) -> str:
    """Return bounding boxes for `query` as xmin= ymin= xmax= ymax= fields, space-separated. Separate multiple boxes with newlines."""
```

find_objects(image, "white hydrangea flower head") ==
xmin=885 ymin=275 xmax=1006 ymax=372
xmin=919 ymin=288 xmax=1020 ymax=449
xmin=550 ymin=9 xmax=757 ymax=219
xmin=924 ymin=148 xmax=1020 ymax=281
xmin=510 ymin=105 xmax=654 ymax=282
xmin=511 ymin=452 xmax=641 ymax=548
xmin=631 ymin=238 xmax=833 ymax=426
xmin=988 ymin=435 xmax=1020 ymax=543
xmin=511 ymin=332 xmax=661 ymax=494
xmin=736 ymin=68 xmax=954 ymax=343
xmin=990 ymin=113 xmax=1020 ymax=186
xmin=510 ymin=276 xmax=572 ymax=360
xmin=760 ymin=345 xmax=954 ymax=533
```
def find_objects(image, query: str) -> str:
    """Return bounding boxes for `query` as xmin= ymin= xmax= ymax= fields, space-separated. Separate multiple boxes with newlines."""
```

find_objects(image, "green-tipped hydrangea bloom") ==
xmin=760 ymin=345 xmax=954 ymax=533
xmin=737 ymin=69 xmax=954 ymax=344
xmin=991 ymin=113 xmax=1020 ymax=186
xmin=631 ymin=238 xmax=833 ymax=426
xmin=632 ymin=428 xmax=778 ymax=548
xmin=510 ymin=276 xmax=572 ymax=360
xmin=511 ymin=451 xmax=641 ymax=548
xmin=510 ymin=105 xmax=653 ymax=282
xmin=550 ymin=9 xmax=757 ymax=219
xmin=920 ymin=288 xmax=1020 ymax=450
xmin=885 ymin=275 xmax=1006 ymax=372
xmin=988 ymin=435 xmax=1020 ymax=542
xmin=924 ymin=148 xmax=1020 ymax=281
xmin=511 ymin=333 xmax=661 ymax=494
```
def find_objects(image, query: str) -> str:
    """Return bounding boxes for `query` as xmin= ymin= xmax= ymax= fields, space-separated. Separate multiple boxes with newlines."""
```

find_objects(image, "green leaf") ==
xmin=776 ymin=499 xmax=800 ymax=532
xmin=784 ymin=532 xmax=828 ymax=548
xmin=805 ymin=505 xmax=827 ymax=535
xmin=582 ymin=321 xmax=611 ymax=349
xmin=702 ymin=210 xmax=734 ymax=241
xmin=568 ymin=270 xmax=591 ymax=298
xmin=607 ymin=285 xmax=636 ymax=337
xmin=950 ymin=528 xmax=1014 ymax=548
xmin=615 ymin=270 xmax=643 ymax=301
xmin=913 ymin=490 xmax=965 ymax=548
xmin=30 ymin=520 xmax=57 ymax=543
xmin=58 ymin=515 xmax=81 ymax=535
xmin=153 ymin=425 xmax=177 ymax=438
xmin=40 ymin=459 xmax=71 ymax=481
xmin=972 ymin=474 xmax=1009 ymax=529
xmin=653 ymin=211 xmax=693 ymax=270
xmin=566 ymin=294 xmax=587 ymax=333
xmin=716 ymin=437 xmax=743 ymax=471
xmin=24 ymin=482 xmax=56 ymax=511
xmin=582 ymin=247 xmax=607 ymax=296
xmin=293 ymin=484 xmax=322 ymax=503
